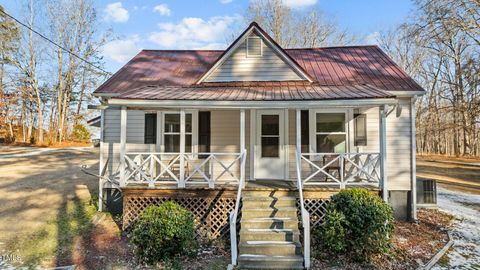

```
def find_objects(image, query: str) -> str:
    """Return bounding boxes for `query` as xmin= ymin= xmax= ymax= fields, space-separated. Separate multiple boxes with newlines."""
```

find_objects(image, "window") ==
xmin=163 ymin=113 xmax=192 ymax=153
xmin=144 ymin=113 xmax=157 ymax=144
xmin=261 ymin=115 xmax=279 ymax=157
xmin=247 ymin=36 xmax=262 ymax=57
xmin=354 ymin=114 xmax=367 ymax=146
xmin=315 ymin=113 xmax=346 ymax=153
xmin=198 ymin=111 xmax=211 ymax=158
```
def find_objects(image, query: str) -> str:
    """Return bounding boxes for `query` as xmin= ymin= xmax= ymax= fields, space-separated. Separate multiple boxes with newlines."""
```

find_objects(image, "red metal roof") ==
xmin=95 ymin=46 xmax=424 ymax=99
xmin=115 ymin=83 xmax=394 ymax=101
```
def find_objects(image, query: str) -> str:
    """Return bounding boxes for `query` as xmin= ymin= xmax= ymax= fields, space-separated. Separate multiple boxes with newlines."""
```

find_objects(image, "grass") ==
xmin=5 ymin=196 xmax=97 ymax=268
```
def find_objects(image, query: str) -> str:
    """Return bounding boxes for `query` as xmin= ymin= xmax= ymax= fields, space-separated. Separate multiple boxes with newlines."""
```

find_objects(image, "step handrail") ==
xmin=296 ymin=151 xmax=310 ymax=268
xmin=230 ymin=148 xmax=247 ymax=266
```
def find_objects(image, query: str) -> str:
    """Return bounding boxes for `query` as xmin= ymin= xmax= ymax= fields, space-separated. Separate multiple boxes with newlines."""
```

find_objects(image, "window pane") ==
xmin=261 ymin=137 xmax=279 ymax=157
xmin=164 ymin=134 xmax=192 ymax=153
xmin=164 ymin=114 xmax=180 ymax=133
xmin=262 ymin=115 xmax=279 ymax=135
xmin=316 ymin=134 xmax=346 ymax=153
xmin=316 ymin=113 xmax=345 ymax=132
xmin=164 ymin=134 xmax=180 ymax=152
xmin=354 ymin=114 xmax=367 ymax=146
xmin=186 ymin=114 xmax=192 ymax=133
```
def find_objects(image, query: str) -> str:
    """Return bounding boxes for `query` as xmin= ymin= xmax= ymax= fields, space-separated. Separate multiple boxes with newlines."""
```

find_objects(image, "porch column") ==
xmin=179 ymin=109 xmax=186 ymax=188
xmin=240 ymin=109 xmax=246 ymax=188
xmin=379 ymin=105 xmax=388 ymax=202
xmin=295 ymin=109 xmax=302 ymax=187
xmin=119 ymin=106 xmax=127 ymax=187
xmin=410 ymin=97 xmax=417 ymax=220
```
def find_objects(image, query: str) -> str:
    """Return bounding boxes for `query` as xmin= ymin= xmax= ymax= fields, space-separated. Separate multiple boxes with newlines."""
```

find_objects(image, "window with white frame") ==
xmin=163 ymin=113 xmax=192 ymax=153
xmin=246 ymin=36 xmax=263 ymax=57
xmin=315 ymin=112 xmax=347 ymax=153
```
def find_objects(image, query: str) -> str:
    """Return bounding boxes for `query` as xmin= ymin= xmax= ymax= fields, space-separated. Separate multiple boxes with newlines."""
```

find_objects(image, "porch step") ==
xmin=240 ymin=217 xmax=299 ymax=230
xmin=240 ymin=228 xmax=300 ymax=242
xmin=243 ymin=190 xmax=298 ymax=197
xmin=241 ymin=207 xmax=298 ymax=219
xmin=238 ymin=254 xmax=304 ymax=269
xmin=238 ymin=192 xmax=304 ymax=269
xmin=242 ymin=196 xmax=297 ymax=208
xmin=239 ymin=241 xmax=302 ymax=256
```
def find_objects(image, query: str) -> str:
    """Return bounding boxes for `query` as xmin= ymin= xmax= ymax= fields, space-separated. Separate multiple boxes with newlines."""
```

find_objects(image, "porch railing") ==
xmin=122 ymin=151 xmax=246 ymax=188
xmin=300 ymin=152 xmax=381 ymax=188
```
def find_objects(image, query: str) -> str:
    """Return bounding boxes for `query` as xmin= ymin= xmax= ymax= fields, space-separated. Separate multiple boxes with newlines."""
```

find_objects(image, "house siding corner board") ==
xmin=204 ymin=32 xmax=304 ymax=82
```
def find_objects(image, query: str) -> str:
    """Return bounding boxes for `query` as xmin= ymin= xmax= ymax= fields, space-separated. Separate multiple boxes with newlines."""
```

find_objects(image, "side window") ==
xmin=198 ymin=111 xmax=211 ymax=158
xmin=354 ymin=114 xmax=367 ymax=146
xmin=144 ymin=113 xmax=157 ymax=144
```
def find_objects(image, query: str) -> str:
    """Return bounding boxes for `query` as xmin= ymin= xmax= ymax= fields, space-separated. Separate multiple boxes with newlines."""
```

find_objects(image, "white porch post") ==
xmin=120 ymin=106 xmax=127 ymax=187
xmin=295 ymin=109 xmax=301 ymax=187
xmin=98 ymin=109 xmax=105 ymax=211
xmin=179 ymin=109 xmax=186 ymax=188
xmin=240 ymin=109 xmax=246 ymax=188
xmin=411 ymin=97 xmax=417 ymax=220
xmin=379 ymin=105 xmax=388 ymax=202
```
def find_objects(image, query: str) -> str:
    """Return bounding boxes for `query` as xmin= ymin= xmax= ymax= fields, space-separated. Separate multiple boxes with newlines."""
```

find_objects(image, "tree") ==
xmin=245 ymin=0 xmax=356 ymax=48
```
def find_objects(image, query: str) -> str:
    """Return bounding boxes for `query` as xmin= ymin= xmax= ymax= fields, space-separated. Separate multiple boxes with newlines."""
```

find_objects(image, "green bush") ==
xmin=319 ymin=188 xmax=394 ymax=261
xmin=71 ymin=124 xmax=91 ymax=141
xmin=131 ymin=201 xmax=197 ymax=265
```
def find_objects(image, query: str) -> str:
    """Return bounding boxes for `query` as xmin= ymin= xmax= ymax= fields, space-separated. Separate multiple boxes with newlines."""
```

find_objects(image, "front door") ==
xmin=255 ymin=110 xmax=286 ymax=179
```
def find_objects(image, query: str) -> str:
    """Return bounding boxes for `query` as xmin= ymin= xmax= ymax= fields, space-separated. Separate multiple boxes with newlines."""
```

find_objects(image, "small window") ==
xmin=247 ymin=37 xmax=262 ymax=57
xmin=261 ymin=115 xmax=279 ymax=157
xmin=144 ymin=113 xmax=157 ymax=144
xmin=315 ymin=113 xmax=346 ymax=153
xmin=354 ymin=114 xmax=367 ymax=146
xmin=163 ymin=113 xmax=192 ymax=152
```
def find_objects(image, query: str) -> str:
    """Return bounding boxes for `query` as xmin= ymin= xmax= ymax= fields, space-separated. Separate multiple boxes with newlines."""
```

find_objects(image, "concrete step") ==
xmin=240 ymin=228 xmax=300 ymax=242
xmin=238 ymin=254 xmax=304 ymax=269
xmin=239 ymin=241 xmax=302 ymax=256
xmin=242 ymin=197 xmax=297 ymax=208
xmin=240 ymin=217 xmax=299 ymax=230
xmin=243 ymin=190 xmax=298 ymax=197
xmin=241 ymin=207 xmax=298 ymax=219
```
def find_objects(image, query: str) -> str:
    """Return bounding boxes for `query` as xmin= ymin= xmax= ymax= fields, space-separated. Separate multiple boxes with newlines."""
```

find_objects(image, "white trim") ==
xmin=156 ymin=111 xmax=163 ymax=152
xmin=410 ymin=96 xmax=417 ymax=220
xmin=160 ymin=110 xmax=198 ymax=155
xmin=196 ymin=25 xmax=313 ymax=84
xmin=379 ymin=105 xmax=388 ymax=202
xmin=386 ymin=90 xmax=425 ymax=97
xmin=108 ymin=98 xmax=398 ymax=108
xmin=246 ymin=36 xmax=263 ymax=57
xmin=93 ymin=92 xmax=119 ymax=97
xmin=284 ymin=108 xmax=289 ymax=180
xmin=119 ymin=106 xmax=127 ymax=186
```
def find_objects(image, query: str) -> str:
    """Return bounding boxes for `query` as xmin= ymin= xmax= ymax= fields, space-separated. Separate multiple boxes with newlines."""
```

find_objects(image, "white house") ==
xmin=90 ymin=22 xmax=424 ymax=269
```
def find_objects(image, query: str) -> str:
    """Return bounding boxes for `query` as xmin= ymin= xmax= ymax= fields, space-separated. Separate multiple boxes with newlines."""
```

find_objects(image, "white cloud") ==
xmin=364 ymin=31 xmax=381 ymax=45
xmin=104 ymin=2 xmax=129 ymax=23
xmin=220 ymin=0 xmax=233 ymax=4
xmin=153 ymin=4 xmax=171 ymax=16
xmin=102 ymin=36 xmax=140 ymax=63
xmin=282 ymin=0 xmax=317 ymax=8
xmin=148 ymin=15 xmax=242 ymax=49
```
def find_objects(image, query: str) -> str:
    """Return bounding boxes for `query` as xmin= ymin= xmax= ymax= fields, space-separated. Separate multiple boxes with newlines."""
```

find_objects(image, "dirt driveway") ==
xmin=0 ymin=147 xmax=98 ymax=243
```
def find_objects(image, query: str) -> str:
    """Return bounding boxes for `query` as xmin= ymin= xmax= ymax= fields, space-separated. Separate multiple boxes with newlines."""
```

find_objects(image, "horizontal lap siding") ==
xmin=205 ymin=32 xmax=303 ymax=82
xmin=103 ymin=109 xmax=145 ymax=144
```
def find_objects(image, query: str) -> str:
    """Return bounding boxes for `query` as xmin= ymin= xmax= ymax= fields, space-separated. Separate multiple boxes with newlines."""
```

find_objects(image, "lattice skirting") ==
xmin=297 ymin=198 xmax=330 ymax=228
xmin=123 ymin=190 xmax=237 ymax=240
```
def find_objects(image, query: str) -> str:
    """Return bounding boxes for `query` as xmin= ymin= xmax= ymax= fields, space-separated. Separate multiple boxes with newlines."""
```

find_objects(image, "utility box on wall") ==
xmin=417 ymin=179 xmax=437 ymax=207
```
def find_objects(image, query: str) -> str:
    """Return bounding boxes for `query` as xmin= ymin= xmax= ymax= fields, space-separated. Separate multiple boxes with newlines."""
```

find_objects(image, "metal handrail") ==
xmin=229 ymin=149 xmax=247 ymax=266
xmin=296 ymin=151 xmax=310 ymax=268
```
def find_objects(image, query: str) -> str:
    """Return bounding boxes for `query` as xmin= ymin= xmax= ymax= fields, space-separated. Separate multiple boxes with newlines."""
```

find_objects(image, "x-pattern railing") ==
xmin=301 ymin=152 xmax=381 ymax=188
xmin=123 ymin=152 xmax=245 ymax=188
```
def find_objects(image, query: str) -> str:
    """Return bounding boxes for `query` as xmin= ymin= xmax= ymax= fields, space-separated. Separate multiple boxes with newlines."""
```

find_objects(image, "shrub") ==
xmin=131 ymin=201 xmax=197 ymax=265
xmin=319 ymin=188 xmax=394 ymax=261
xmin=71 ymin=124 xmax=91 ymax=141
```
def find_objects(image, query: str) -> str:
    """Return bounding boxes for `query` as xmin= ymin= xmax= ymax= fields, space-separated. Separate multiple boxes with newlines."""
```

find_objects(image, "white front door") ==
xmin=255 ymin=110 xmax=286 ymax=180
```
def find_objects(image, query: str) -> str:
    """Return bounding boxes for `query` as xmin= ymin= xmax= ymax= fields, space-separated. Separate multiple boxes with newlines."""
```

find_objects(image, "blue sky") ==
xmin=1 ymin=0 xmax=415 ymax=73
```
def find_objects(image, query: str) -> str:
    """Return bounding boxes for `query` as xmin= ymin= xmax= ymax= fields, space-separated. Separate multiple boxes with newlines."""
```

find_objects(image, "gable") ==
xmin=203 ymin=30 xmax=306 ymax=82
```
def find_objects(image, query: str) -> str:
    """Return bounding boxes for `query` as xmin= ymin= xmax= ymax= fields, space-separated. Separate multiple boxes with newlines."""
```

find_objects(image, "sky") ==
xmin=0 ymin=0 xmax=415 ymax=73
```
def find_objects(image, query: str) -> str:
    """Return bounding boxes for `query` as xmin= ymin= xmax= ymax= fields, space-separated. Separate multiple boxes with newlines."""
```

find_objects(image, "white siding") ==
xmin=204 ymin=32 xmax=304 ymax=82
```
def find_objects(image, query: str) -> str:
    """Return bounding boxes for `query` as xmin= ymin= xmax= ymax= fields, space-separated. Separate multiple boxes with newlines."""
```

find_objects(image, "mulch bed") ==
xmin=312 ymin=209 xmax=454 ymax=269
